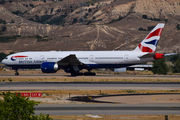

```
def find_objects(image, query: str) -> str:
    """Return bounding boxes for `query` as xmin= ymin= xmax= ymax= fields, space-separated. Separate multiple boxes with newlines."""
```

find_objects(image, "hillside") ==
xmin=0 ymin=0 xmax=180 ymax=54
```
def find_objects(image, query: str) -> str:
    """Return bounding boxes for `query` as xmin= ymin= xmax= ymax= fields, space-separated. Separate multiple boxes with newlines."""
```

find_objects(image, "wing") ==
xmin=57 ymin=54 xmax=86 ymax=67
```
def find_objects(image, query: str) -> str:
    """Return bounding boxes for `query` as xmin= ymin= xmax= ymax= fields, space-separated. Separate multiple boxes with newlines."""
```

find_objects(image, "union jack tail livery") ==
xmin=134 ymin=23 xmax=165 ymax=53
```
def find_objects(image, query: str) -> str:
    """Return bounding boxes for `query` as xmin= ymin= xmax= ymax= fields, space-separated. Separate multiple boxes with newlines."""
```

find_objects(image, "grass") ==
xmin=1 ymin=90 xmax=180 ymax=97
xmin=0 ymin=70 xmax=180 ymax=82
xmin=0 ymin=77 xmax=179 ymax=82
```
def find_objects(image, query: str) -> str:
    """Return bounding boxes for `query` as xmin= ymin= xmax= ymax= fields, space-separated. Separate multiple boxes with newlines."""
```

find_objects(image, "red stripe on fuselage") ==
xmin=13 ymin=56 xmax=28 ymax=58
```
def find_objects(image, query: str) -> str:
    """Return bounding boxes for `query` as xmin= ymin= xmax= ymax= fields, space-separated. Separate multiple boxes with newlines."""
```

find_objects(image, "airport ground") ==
xmin=49 ymin=114 xmax=180 ymax=120
xmin=0 ymin=70 xmax=180 ymax=120
xmin=0 ymin=69 xmax=180 ymax=82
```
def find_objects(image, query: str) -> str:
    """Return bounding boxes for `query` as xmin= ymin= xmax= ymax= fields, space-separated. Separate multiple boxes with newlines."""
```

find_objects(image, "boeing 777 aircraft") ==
xmin=1 ymin=23 xmax=176 ymax=76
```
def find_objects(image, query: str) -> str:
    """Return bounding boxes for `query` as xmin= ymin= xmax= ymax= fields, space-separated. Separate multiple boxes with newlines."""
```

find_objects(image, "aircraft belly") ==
xmin=86 ymin=64 xmax=135 ymax=69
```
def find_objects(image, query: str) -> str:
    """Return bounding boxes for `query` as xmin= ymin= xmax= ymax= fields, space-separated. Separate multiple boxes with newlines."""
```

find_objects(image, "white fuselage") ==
xmin=2 ymin=51 xmax=154 ymax=69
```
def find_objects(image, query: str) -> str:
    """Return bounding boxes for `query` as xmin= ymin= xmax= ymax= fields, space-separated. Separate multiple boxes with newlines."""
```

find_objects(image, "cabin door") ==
xmin=124 ymin=54 xmax=129 ymax=62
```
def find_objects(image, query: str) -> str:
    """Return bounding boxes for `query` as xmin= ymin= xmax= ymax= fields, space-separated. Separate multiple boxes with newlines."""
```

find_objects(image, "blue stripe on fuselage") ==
xmin=6 ymin=64 xmax=41 ymax=70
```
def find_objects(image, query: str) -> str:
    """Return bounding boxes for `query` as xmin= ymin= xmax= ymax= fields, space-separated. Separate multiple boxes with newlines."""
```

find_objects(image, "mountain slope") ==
xmin=0 ymin=0 xmax=179 ymax=54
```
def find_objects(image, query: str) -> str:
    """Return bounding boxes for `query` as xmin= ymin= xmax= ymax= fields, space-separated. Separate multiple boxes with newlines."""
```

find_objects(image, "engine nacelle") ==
xmin=41 ymin=62 xmax=58 ymax=73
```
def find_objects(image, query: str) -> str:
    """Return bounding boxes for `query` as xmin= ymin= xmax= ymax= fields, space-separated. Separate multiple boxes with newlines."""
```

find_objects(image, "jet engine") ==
xmin=41 ymin=62 xmax=58 ymax=73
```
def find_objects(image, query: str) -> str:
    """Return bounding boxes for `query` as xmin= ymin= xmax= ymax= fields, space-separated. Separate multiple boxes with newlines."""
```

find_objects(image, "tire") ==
xmin=78 ymin=72 xmax=84 ymax=76
xmin=91 ymin=72 xmax=96 ymax=76
xmin=71 ymin=72 xmax=77 ymax=77
xmin=84 ymin=72 xmax=96 ymax=76
xmin=15 ymin=73 xmax=19 ymax=76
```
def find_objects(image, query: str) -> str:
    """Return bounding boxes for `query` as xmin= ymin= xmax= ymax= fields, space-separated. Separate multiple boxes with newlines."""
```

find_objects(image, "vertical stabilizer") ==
xmin=134 ymin=23 xmax=165 ymax=53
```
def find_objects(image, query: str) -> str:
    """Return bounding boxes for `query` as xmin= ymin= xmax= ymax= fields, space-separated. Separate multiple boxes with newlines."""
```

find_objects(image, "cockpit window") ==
xmin=5 ymin=57 xmax=8 ymax=59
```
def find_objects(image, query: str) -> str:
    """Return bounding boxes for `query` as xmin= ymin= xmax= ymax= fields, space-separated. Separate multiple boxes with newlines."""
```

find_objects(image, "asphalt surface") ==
xmin=1 ymin=74 xmax=180 ymax=77
xmin=35 ymin=103 xmax=180 ymax=115
xmin=0 ymin=78 xmax=179 ymax=115
xmin=0 ymin=82 xmax=180 ymax=90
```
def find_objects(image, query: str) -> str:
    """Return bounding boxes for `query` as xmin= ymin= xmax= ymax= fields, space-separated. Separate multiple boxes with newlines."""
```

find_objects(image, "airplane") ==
xmin=1 ymin=23 xmax=176 ymax=76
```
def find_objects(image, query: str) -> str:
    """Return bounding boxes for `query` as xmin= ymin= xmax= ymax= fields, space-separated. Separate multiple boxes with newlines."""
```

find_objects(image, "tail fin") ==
xmin=134 ymin=23 xmax=165 ymax=53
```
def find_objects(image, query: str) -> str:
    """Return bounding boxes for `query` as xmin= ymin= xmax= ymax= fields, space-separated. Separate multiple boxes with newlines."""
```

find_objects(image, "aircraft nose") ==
xmin=1 ymin=59 xmax=5 ymax=64
xmin=1 ymin=59 xmax=6 ymax=65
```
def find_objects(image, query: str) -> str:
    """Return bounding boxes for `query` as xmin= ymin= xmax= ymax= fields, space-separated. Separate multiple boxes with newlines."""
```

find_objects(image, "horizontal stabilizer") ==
xmin=163 ymin=53 xmax=178 ymax=57
xmin=139 ymin=53 xmax=178 ymax=59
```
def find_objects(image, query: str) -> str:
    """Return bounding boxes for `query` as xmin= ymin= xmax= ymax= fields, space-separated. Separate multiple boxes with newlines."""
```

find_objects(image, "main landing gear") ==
xmin=71 ymin=70 xmax=96 ymax=77
xmin=15 ymin=69 xmax=19 ymax=76
xmin=83 ymin=71 xmax=96 ymax=76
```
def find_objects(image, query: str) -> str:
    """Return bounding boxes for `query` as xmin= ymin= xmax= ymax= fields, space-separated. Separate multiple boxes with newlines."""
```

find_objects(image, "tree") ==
xmin=29 ymin=4 xmax=34 ymax=8
xmin=164 ymin=19 xmax=168 ymax=22
xmin=11 ymin=19 xmax=15 ymax=23
xmin=176 ymin=24 xmax=180 ymax=30
xmin=72 ymin=18 xmax=77 ymax=24
xmin=93 ymin=16 xmax=96 ymax=20
xmin=170 ymin=54 xmax=179 ymax=64
xmin=0 ymin=92 xmax=52 ymax=120
xmin=152 ymin=59 xmax=169 ymax=75
xmin=147 ymin=26 xmax=155 ymax=31
xmin=47 ymin=15 xmax=67 ymax=25
xmin=12 ymin=10 xmax=23 ymax=16
xmin=79 ymin=18 xmax=83 ymax=23
xmin=0 ymin=19 xmax=6 ymax=24
xmin=138 ymin=27 xmax=147 ymax=31
xmin=0 ymin=52 xmax=7 ymax=62
xmin=1 ymin=26 xmax=6 ymax=32
xmin=0 ymin=0 xmax=5 ymax=4
xmin=88 ymin=8 xmax=92 ymax=12
xmin=142 ymin=15 xmax=147 ymax=19
xmin=173 ymin=58 xmax=180 ymax=73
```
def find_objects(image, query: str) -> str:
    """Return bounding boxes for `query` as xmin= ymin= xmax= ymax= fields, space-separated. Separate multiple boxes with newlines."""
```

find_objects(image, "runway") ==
xmin=0 ymin=82 xmax=180 ymax=90
xmin=0 ymin=74 xmax=180 ymax=80
xmin=35 ymin=103 xmax=180 ymax=115
xmin=0 ymin=76 xmax=179 ymax=116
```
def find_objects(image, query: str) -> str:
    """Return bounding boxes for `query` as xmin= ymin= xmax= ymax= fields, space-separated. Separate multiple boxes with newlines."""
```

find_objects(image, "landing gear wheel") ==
xmin=84 ymin=72 xmax=96 ymax=76
xmin=78 ymin=72 xmax=84 ymax=76
xmin=91 ymin=72 xmax=96 ymax=76
xmin=15 ymin=69 xmax=19 ymax=76
xmin=71 ymin=72 xmax=84 ymax=76
xmin=15 ymin=72 xmax=19 ymax=76
xmin=71 ymin=72 xmax=77 ymax=77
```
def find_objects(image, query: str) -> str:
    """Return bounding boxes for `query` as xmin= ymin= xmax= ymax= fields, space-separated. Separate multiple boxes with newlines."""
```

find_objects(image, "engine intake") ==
xmin=41 ymin=62 xmax=58 ymax=73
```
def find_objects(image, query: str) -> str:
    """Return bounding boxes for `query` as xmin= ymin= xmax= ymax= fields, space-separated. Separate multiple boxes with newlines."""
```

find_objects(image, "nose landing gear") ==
xmin=15 ymin=69 xmax=19 ymax=76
